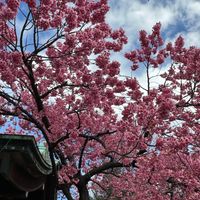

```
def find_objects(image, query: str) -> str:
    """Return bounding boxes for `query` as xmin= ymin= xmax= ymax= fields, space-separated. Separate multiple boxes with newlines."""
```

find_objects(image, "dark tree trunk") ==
xmin=78 ymin=182 xmax=89 ymax=200
xmin=45 ymin=174 xmax=57 ymax=200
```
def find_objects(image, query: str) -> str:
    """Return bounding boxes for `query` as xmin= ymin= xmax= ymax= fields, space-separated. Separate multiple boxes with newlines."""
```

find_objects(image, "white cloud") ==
xmin=107 ymin=0 xmax=200 ymax=46
xmin=106 ymin=0 xmax=200 ymax=82
xmin=183 ymin=31 xmax=200 ymax=47
xmin=107 ymin=0 xmax=176 ymax=47
xmin=167 ymin=31 xmax=200 ymax=48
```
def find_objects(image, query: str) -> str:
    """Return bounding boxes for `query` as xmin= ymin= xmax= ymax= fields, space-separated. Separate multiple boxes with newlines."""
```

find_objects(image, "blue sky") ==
xmin=106 ymin=0 xmax=200 ymax=87
xmin=107 ymin=0 xmax=200 ymax=47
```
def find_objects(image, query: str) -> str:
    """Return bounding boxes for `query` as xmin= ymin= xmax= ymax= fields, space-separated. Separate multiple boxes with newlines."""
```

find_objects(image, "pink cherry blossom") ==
xmin=0 ymin=1 xmax=200 ymax=199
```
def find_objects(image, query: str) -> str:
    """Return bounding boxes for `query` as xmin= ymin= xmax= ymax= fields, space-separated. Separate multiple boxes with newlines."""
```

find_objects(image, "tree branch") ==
xmin=41 ymin=82 xmax=88 ymax=99
xmin=78 ymin=138 xmax=89 ymax=170
xmin=51 ymin=132 xmax=70 ymax=149
xmin=83 ymin=161 xmax=132 ymax=183
xmin=58 ymin=184 xmax=73 ymax=200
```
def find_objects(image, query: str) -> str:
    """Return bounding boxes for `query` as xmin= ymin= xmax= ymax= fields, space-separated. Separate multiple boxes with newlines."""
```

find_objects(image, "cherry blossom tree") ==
xmin=0 ymin=0 xmax=200 ymax=200
xmin=91 ymin=23 xmax=200 ymax=200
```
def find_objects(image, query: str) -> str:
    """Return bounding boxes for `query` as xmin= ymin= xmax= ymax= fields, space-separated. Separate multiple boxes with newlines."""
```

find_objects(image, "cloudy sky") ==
xmin=3 ymin=0 xmax=200 ymax=89
xmin=108 ymin=0 xmax=200 ymax=47
xmin=106 ymin=0 xmax=200 ymax=86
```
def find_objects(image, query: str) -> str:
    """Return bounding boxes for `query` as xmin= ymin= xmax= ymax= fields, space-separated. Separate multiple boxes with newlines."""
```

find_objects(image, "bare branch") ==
xmin=78 ymin=138 xmax=89 ymax=170
xmin=82 ymin=161 xmax=134 ymax=183
xmin=51 ymin=132 xmax=70 ymax=149
xmin=41 ymin=82 xmax=89 ymax=99
xmin=58 ymin=184 xmax=73 ymax=200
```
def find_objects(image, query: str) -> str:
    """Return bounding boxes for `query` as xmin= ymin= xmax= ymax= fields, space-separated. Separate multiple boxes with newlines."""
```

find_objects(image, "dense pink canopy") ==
xmin=0 ymin=0 xmax=200 ymax=199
